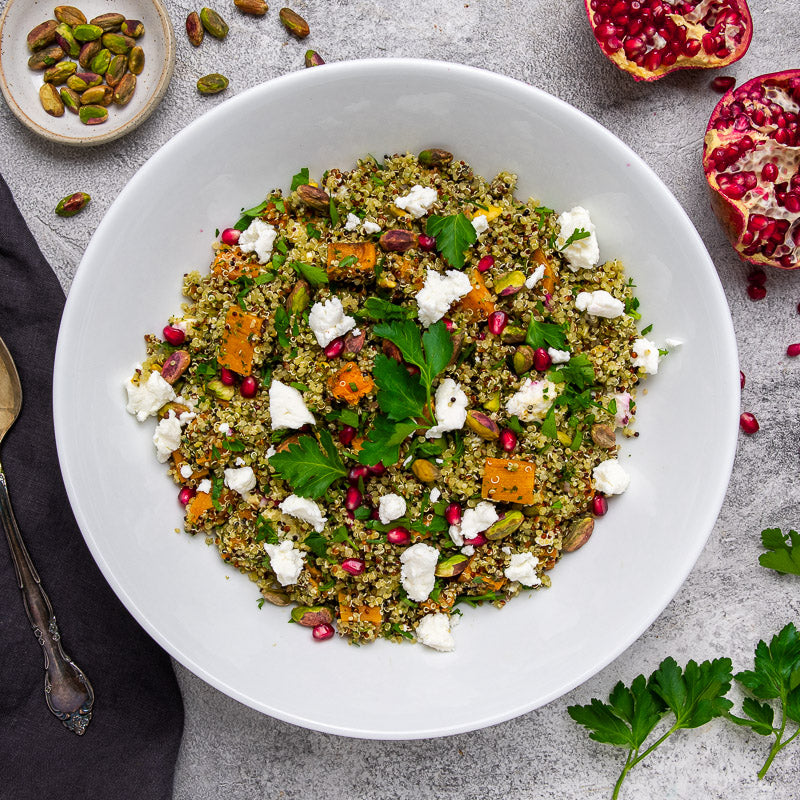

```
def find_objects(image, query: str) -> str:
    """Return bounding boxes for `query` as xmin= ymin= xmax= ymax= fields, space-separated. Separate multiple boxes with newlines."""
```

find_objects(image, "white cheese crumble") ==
xmin=415 ymin=613 xmax=455 ymax=652
xmin=197 ymin=478 xmax=212 ymax=494
xmin=400 ymin=542 xmax=439 ymax=602
xmin=575 ymin=290 xmax=625 ymax=319
xmin=344 ymin=213 xmax=360 ymax=231
xmin=548 ymin=347 xmax=571 ymax=364
xmin=363 ymin=220 xmax=381 ymax=234
xmin=224 ymin=466 xmax=257 ymax=495
xmin=415 ymin=268 xmax=473 ymax=327
xmin=460 ymin=545 xmax=475 ymax=556
xmin=429 ymin=488 xmax=441 ymax=503
xmin=632 ymin=337 xmax=660 ymax=374
xmin=179 ymin=464 xmax=193 ymax=479
xmin=504 ymin=552 xmax=542 ymax=587
xmin=471 ymin=214 xmax=489 ymax=235
xmin=426 ymin=378 xmax=469 ymax=439
xmin=525 ymin=263 xmax=546 ymax=289
xmin=556 ymin=206 xmax=600 ymax=270
xmin=265 ymin=445 xmax=276 ymax=459
xmin=217 ymin=421 xmax=231 ymax=435
xmin=268 ymin=379 xmax=316 ymax=430
xmin=394 ymin=185 xmax=438 ymax=218
xmin=449 ymin=500 xmax=499 ymax=546
xmin=125 ymin=371 xmax=176 ymax=422
xmin=238 ymin=218 xmax=277 ymax=264
xmin=593 ymin=458 xmax=631 ymax=495
xmin=234 ymin=456 xmax=245 ymax=467
xmin=506 ymin=378 xmax=558 ymax=422
xmin=279 ymin=494 xmax=327 ymax=532
xmin=264 ymin=540 xmax=306 ymax=586
xmin=665 ymin=337 xmax=683 ymax=348
xmin=378 ymin=493 xmax=406 ymax=525
xmin=614 ymin=391 xmax=632 ymax=427
xmin=308 ymin=296 xmax=356 ymax=347
xmin=153 ymin=411 xmax=183 ymax=463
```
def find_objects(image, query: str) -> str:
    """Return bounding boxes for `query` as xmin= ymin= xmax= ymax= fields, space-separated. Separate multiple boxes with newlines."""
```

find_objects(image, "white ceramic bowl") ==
xmin=54 ymin=59 xmax=739 ymax=739
xmin=0 ymin=0 xmax=174 ymax=145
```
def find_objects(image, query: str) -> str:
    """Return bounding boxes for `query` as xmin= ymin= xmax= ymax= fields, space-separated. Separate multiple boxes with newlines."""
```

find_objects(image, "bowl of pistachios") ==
xmin=0 ymin=0 xmax=175 ymax=145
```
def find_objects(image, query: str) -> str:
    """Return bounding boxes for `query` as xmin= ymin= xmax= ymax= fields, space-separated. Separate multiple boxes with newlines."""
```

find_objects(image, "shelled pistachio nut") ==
xmin=89 ymin=48 xmax=112 ymax=74
xmin=379 ymin=229 xmax=418 ymax=252
xmin=43 ymin=60 xmax=77 ymax=84
xmin=290 ymin=606 xmax=333 ymax=627
xmin=120 ymin=19 xmax=144 ymax=38
xmin=304 ymin=49 xmax=324 ymax=67
xmin=279 ymin=7 xmax=310 ymax=37
xmin=67 ymin=71 xmax=102 ymax=91
xmin=102 ymin=32 xmax=135 ymax=54
xmin=39 ymin=83 xmax=65 ymax=116
xmin=465 ymin=410 xmax=500 ymax=440
xmin=55 ymin=26 xmax=81 ymax=59
xmin=128 ymin=46 xmax=144 ymax=74
xmin=161 ymin=350 xmax=191 ymax=384
xmin=78 ymin=104 xmax=108 ymax=125
xmin=512 ymin=345 xmax=535 ymax=374
xmin=234 ymin=0 xmax=269 ymax=15
xmin=434 ymin=554 xmax=469 ymax=578
xmin=55 ymin=192 xmax=90 ymax=217
xmin=500 ymin=324 xmax=526 ymax=344
xmin=113 ymin=73 xmax=136 ymax=105
xmin=260 ymin=587 xmax=290 ymax=606
xmin=59 ymin=86 xmax=81 ymax=113
xmin=590 ymin=423 xmax=617 ymax=449
xmin=418 ymin=148 xmax=453 ymax=168
xmin=483 ymin=392 xmax=501 ymax=412
xmin=90 ymin=12 xmax=125 ymax=31
xmin=28 ymin=45 xmax=65 ymax=70
xmin=411 ymin=459 xmax=440 ymax=483
xmin=54 ymin=5 xmax=87 ymax=26
xmin=196 ymin=73 xmax=229 ymax=95
xmin=80 ymin=85 xmax=113 ymax=106
xmin=296 ymin=183 xmax=330 ymax=212
xmin=562 ymin=516 xmax=594 ymax=552
xmin=199 ymin=7 xmax=229 ymax=39
xmin=494 ymin=270 xmax=526 ymax=297
xmin=27 ymin=20 xmax=59 ymax=52
xmin=78 ymin=39 xmax=101 ymax=67
xmin=185 ymin=12 xmax=204 ymax=46
xmin=105 ymin=53 xmax=127 ymax=87
xmin=285 ymin=280 xmax=310 ymax=314
xmin=485 ymin=511 xmax=525 ymax=541
xmin=72 ymin=24 xmax=104 ymax=42
xmin=343 ymin=328 xmax=366 ymax=354
xmin=207 ymin=378 xmax=235 ymax=400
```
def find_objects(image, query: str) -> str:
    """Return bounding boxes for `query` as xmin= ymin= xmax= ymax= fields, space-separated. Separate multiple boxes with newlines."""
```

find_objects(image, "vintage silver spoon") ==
xmin=0 ymin=335 xmax=94 ymax=734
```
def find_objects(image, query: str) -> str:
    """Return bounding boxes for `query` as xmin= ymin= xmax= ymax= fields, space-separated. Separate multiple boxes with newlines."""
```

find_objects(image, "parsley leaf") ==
xmin=303 ymin=530 xmax=329 ymax=559
xmin=373 ymin=354 xmax=426 ymax=421
xmin=759 ymin=528 xmax=800 ymax=575
xmin=290 ymin=167 xmax=310 ymax=191
xmin=554 ymin=354 xmax=596 ymax=391
xmin=358 ymin=417 xmax=419 ymax=467
xmin=525 ymin=318 xmax=568 ymax=351
xmin=269 ymin=429 xmax=347 ymax=497
xmin=560 ymin=227 xmax=591 ymax=250
xmin=290 ymin=261 xmax=329 ymax=287
xmin=274 ymin=306 xmax=291 ymax=349
xmin=426 ymin=213 xmax=477 ymax=270
xmin=362 ymin=297 xmax=414 ymax=321
xmin=728 ymin=623 xmax=800 ymax=778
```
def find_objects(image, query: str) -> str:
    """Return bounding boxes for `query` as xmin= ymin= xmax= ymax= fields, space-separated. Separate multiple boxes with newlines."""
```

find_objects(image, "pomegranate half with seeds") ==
xmin=704 ymin=71 xmax=800 ymax=270
xmin=586 ymin=0 xmax=752 ymax=82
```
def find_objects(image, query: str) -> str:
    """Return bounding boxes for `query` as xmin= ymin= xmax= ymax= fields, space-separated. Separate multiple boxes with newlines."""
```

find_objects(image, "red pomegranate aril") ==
xmin=348 ymin=465 xmax=369 ymax=485
xmin=240 ymin=376 xmax=258 ymax=397
xmin=785 ymin=195 xmax=800 ymax=214
xmin=463 ymin=533 xmax=487 ymax=546
xmin=368 ymin=461 xmax=386 ymax=476
xmin=499 ymin=428 xmax=518 ymax=453
xmin=220 ymin=367 xmax=236 ymax=385
xmin=418 ymin=234 xmax=436 ymax=252
xmin=386 ymin=527 xmax=411 ymax=546
xmin=477 ymin=255 xmax=495 ymax=273
xmin=739 ymin=412 xmax=759 ymax=434
xmin=740 ymin=370 xmax=745 ymax=389
xmin=533 ymin=347 xmax=552 ymax=371
xmin=444 ymin=502 xmax=462 ymax=526
xmin=710 ymin=76 xmax=736 ymax=93
xmin=220 ymin=227 xmax=241 ymax=246
xmin=747 ymin=268 xmax=767 ymax=286
xmin=406 ymin=364 xmax=421 ymax=377
xmin=341 ymin=558 xmax=365 ymax=575
xmin=592 ymin=494 xmax=609 ymax=516
xmin=312 ymin=623 xmax=335 ymax=641
xmin=443 ymin=318 xmax=455 ymax=332
xmin=324 ymin=338 xmax=345 ymax=359
xmin=162 ymin=325 xmax=186 ymax=346
xmin=344 ymin=487 xmax=363 ymax=510
xmin=487 ymin=311 xmax=509 ymax=336
xmin=747 ymin=284 xmax=766 ymax=300
xmin=787 ymin=343 xmax=800 ymax=357
xmin=338 ymin=425 xmax=357 ymax=446
xmin=178 ymin=487 xmax=195 ymax=505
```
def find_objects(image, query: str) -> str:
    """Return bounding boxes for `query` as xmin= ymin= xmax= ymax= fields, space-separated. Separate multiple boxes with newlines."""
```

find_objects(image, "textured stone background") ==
xmin=1 ymin=1 xmax=799 ymax=797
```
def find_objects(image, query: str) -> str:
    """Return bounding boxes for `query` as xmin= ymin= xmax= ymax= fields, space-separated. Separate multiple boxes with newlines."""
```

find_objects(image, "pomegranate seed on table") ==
xmin=444 ymin=502 xmax=461 ymax=526
xmin=162 ymin=325 xmax=185 ymax=346
xmin=341 ymin=558 xmax=365 ymax=576
xmin=178 ymin=487 xmax=195 ymax=505
xmin=740 ymin=370 xmax=745 ymax=389
xmin=477 ymin=255 xmax=494 ymax=273
xmin=240 ymin=376 xmax=258 ymax=397
xmin=386 ymin=527 xmax=411 ymax=546
xmin=710 ymin=76 xmax=736 ymax=93
xmin=338 ymin=425 xmax=357 ymax=445
xmin=746 ymin=284 xmax=766 ymax=301
xmin=324 ymin=338 xmax=345 ymax=359
xmin=747 ymin=268 xmax=766 ymax=286
xmin=787 ymin=343 xmax=800 ymax=357
xmin=312 ymin=623 xmax=335 ymax=641
xmin=487 ymin=311 xmax=508 ymax=336
xmin=220 ymin=227 xmax=241 ymax=246
xmin=592 ymin=495 xmax=608 ymax=517
xmin=220 ymin=367 xmax=236 ymax=385
xmin=739 ymin=412 xmax=759 ymax=434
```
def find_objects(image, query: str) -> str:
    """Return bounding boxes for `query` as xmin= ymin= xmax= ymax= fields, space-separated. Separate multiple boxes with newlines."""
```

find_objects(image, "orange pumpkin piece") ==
xmin=326 ymin=242 xmax=377 ymax=281
xmin=185 ymin=491 xmax=214 ymax=525
xmin=456 ymin=268 xmax=495 ymax=320
xmin=533 ymin=248 xmax=557 ymax=295
xmin=211 ymin=248 xmax=261 ymax=281
xmin=481 ymin=456 xmax=537 ymax=505
xmin=328 ymin=361 xmax=375 ymax=405
xmin=338 ymin=592 xmax=383 ymax=625
xmin=217 ymin=307 xmax=264 ymax=375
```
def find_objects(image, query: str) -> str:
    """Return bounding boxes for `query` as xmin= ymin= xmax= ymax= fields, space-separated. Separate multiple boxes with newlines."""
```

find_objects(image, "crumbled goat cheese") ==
xmin=548 ymin=347 xmax=571 ymax=364
xmin=362 ymin=219 xmax=381 ymax=234
xmin=217 ymin=421 xmax=231 ymax=435
xmin=415 ymin=268 xmax=473 ymax=328
xmin=461 ymin=545 xmax=475 ymax=556
xmin=153 ymin=412 xmax=182 ymax=463
xmin=632 ymin=337 xmax=660 ymax=374
xmin=265 ymin=445 xmax=276 ymax=459
xmin=234 ymin=456 xmax=245 ymax=466
xmin=224 ymin=466 xmax=257 ymax=495
xmin=614 ymin=391 xmax=632 ymax=427
xmin=575 ymin=290 xmax=624 ymax=319
xmin=525 ymin=263 xmax=546 ymax=289
xmin=264 ymin=540 xmax=306 ymax=586
xmin=179 ymin=464 xmax=193 ymax=479
xmin=197 ymin=478 xmax=212 ymax=494
xmin=593 ymin=459 xmax=631 ymax=495
xmin=268 ymin=379 xmax=316 ymax=430
xmin=394 ymin=185 xmax=438 ymax=218
xmin=400 ymin=542 xmax=439 ymax=602
xmin=449 ymin=500 xmax=499 ymax=546
xmin=125 ymin=370 xmax=176 ymax=422
xmin=279 ymin=494 xmax=327 ymax=533
xmin=426 ymin=379 xmax=468 ymax=439
xmin=344 ymin=213 xmax=361 ymax=231
xmin=415 ymin=613 xmax=455 ymax=652
xmin=238 ymin=218 xmax=277 ymax=264
xmin=556 ymin=206 xmax=600 ymax=270
xmin=665 ymin=337 xmax=683 ymax=348
xmin=506 ymin=379 xmax=558 ymax=422
xmin=378 ymin=493 xmax=407 ymax=525
xmin=471 ymin=214 xmax=489 ymax=234
xmin=429 ymin=488 xmax=441 ymax=503
xmin=308 ymin=296 xmax=356 ymax=347
xmin=504 ymin=552 xmax=542 ymax=587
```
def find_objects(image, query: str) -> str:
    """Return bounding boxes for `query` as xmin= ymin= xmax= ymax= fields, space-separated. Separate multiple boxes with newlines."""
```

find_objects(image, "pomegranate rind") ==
xmin=585 ymin=0 xmax=753 ymax=83
xmin=703 ymin=70 xmax=800 ymax=270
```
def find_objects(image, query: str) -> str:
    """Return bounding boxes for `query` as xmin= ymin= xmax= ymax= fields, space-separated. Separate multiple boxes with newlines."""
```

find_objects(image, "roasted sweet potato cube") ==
xmin=481 ymin=456 xmax=536 ymax=505
xmin=533 ymin=248 xmax=557 ymax=294
xmin=326 ymin=241 xmax=377 ymax=281
xmin=185 ymin=491 xmax=214 ymax=525
xmin=211 ymin=248 xmax=261 ymax=280
xmin=327 ymin=361 xmax=375 ymax=405
xmin=456 ymin=268 xmax=495 ymax=320
xmin=217 ymin=308 xmax=264 ymax=375
xmin=338 ymin=592 xmax=383 ymax=625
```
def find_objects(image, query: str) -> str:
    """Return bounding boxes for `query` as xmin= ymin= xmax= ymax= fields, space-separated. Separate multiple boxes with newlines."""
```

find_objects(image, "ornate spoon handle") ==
xmin=0 ymin=463 xmax=94 ymax=734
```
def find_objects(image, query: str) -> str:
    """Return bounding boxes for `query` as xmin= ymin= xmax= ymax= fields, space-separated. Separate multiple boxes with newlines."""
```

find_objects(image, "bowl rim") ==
xmin=54 ymin=57 xmax=740 ymax=738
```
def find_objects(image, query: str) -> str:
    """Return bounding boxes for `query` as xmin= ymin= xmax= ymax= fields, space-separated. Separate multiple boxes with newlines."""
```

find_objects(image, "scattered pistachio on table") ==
xmin=55 ymin=192 xmax=90 ymax=217
xmin=279 ymin=7 xmax=310 ymax=38
xmin=199 ymin=7 xmax=229 ymax=40
xmin=234 ymin=0 xmax=269 ymax=15
xmin=304 ymin=49 xmax=324 ymax=67
xmin=197 ymin=73 xmax=229 ymax=95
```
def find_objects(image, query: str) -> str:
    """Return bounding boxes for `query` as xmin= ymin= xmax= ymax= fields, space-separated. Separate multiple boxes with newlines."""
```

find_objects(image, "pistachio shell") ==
xmin=494 ymin=270 xmax=526 ymax=297
xmin=465 ymin=410 xmax=500 ymax=440
xmin=563 ymin=516 xmax=595 ymax=552
xmin=485 ymin=511 xmax=525 ymax=541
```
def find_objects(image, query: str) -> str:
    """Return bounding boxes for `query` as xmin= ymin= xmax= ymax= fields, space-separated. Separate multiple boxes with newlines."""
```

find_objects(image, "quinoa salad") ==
xmin=124 ymin=149 xmax=667 ymax=652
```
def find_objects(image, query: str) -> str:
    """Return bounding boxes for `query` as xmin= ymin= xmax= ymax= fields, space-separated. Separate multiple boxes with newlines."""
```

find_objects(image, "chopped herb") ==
xmin=211 ymin=475 xmax=224 ymax=511
xmin=534 ymin=206 xmax=554 ymax=227
xmin=269 ymin=430 xmax=348 ymax=498
xmin=290 ymin=167 xmax=310 ymax=191
xmin=559 ymin=227 xmax=591 ymax=250
xmin=370 ymin=174 xmax=385 ymax=186
xmin=362 ymin=297 xmax=414 ymax=321
xmin=525 ymin=318 xmax=568 ymax=351
xmin=325 ymin=408 xmax=360 ymax=428
xmin=290 ymin=260 xmax=329 ymax=287
xmin=358 ymin=417 xmax=419 ymax=467
xmin=390 ymin=622 xmax=414 ymax=640
xmin=555 ymin=354 xmax=596 ymax=392
xmin=640 ymin=323 xmax=653 ymax=336
xmin=273 ymin=198 xmax=286 ymax=214
xmin=194 ymin=361 xmax=217 ymax=379
xmin=373 ymin=353 xmax=427 ymax=421
xmin=607 ymin=398 xmax=618 ymax=415
xmin=274 ymin=306 xmax=291 ymax=349
xmin=658 ymin=348 xmax=669 ymax=357
xmin=758 ymin=528 xmax=800 ymax=575
xmin=303 ymin=531 xmax=329 ymax=559
xmin=221 ymin=439 xmax=246 ymax=452
xmin=329 ymin=197 xmax=339 ymax=226
xmin=289 ymin=381 xmax=309 ymax=392
xmin=455 ymin=591 xmax=502 ymax=607
xmin=541 ymin=407 xmax=557 ymax=439
xmin=306 ymin=223 xmax=321 ymax=240
xmin=625 ymin=296 xmax=642 ymax=320
xmin=254 ymin=272 xmax=275 ymax=286
xmin=425 ymin=213 xmax=478 ymax=270
xmin=257 ymin=597 xmax=265 ymax=609
xmin=254 ymin=516 xmax=278 ymax=544
xmin=338 ymin=255 xmax=358 ymax=269
xmin=507 ymin=415 xmax=523 ymax=435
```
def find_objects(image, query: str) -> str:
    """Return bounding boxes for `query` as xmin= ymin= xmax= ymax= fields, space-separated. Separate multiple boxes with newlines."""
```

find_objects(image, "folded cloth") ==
xmin=0 ymin=175 xmax=183 ymax=799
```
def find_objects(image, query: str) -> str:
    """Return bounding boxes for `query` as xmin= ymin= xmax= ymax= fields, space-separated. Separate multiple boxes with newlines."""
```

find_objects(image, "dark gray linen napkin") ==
xmin=0 ymin=174 xmax=184 ymax=799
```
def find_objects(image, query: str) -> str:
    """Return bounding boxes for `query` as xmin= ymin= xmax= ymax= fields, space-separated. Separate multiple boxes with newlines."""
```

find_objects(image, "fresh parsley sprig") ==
xmin=426 ymin=213 xmax=477 ymax=270
xmin=525 ymin=318 xmax=568 ymax=351
xmin=560 ymin=226 xmax=592 ymax=251
xmin=759 ymin=528 xmax=800 ymax=575
xmin=269 ymin=429 xmax=347 ymax=498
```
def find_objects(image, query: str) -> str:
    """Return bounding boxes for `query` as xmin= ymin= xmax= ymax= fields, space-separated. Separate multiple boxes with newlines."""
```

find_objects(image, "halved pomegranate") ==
xmin=586 ymin=0 xmax=753 ymax=82
xmin=704 ymin=71 xmax=800 ymax=270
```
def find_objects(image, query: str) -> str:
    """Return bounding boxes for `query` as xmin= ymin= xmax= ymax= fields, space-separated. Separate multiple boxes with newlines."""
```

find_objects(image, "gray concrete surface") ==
xmin=2 ymin=0 xmax=799 ymax=797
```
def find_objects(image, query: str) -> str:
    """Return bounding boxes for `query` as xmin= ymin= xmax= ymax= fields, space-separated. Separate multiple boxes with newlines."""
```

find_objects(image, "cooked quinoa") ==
xmin=125 ymin=150 xmax=654 ymax=650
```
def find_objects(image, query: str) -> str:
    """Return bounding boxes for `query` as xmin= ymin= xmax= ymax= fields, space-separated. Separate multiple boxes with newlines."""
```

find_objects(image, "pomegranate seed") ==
xmin=338 ymin=425 xmax=357 ymax=445
xmin=499 ymin=428 xmax=518 ymax=453
xmin=740 ymin=370 xmax=745 ymax=389
xmin=387 ymin=527 xmax=411 ymax=545
xmin=178 ymin=487 xmax=195 ymax=505
xmin=344 ymin=487 xmax=363 ymax=510
xmin=312 ymin=623 xmax=335 ymax=641
xmin=418 ymin=234 xmax=436 ymax=252
xmin=747 ymin=284 xmax=766 ymax=301
xmin=324 ymin=338 xmax=345 ymax=359
xmin=477 ymin=331 xmax=486 ymax=340
xmin=240 ymin=376 xmax=258 ymax=397
xmin=710 ymin=76 xmax=736 ymax=93
xmin=370 ymin=508 xmax=381 ymax=520
xmin=220 ymin=367 xmax=236 ymax=385
xmin=348 ymin=465 xmax=369 ymax=485
xmin=368 ymin=461 xmax=386 ymax=476
xmin=220 ymin=227 xmax=241 ymax=246
xmin=162 ymin=325 xmax=186 ymax=346
xmin=761 ymin=162 xmax=779 ymax=182
xmin=748 ymin=268 xmax=767 ymax=286
xmin=487 ymin=310 xmax=509 ymax=336
xmin=444 ymin=502 xmax=462 ymax=526
xmin=592 ymin=495 xmax=608 ymax=516
xmin=443 ymin=318 xmax=455 ymax=331
xmin=797 ymin=301 xmax=800 ymax=314
xmin=463 ymin=533 xmax=487 ymax=546
xmin=406 ymin=364 xmax=420 ymax=376
xmin=739 ymin=412 xmax=759 ymax=434
xmin=477 ymin=255 xmax=495 ymax=273
xmin=533 ymin=347 xmax=552 ymax=371
xmin=341 ymin=558 xmax=365 ymax=575
xmin=787 ymin=343 xmax=800 ymax=357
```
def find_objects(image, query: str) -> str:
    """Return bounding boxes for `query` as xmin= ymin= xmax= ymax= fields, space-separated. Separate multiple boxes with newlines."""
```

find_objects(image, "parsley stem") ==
xmin=758 ymin=700 xmax=799 ymax=779
xmin=611 ymin=751 xmax=636 ymax=800
xmin=612 ymin=722 xmax=680 ymax=798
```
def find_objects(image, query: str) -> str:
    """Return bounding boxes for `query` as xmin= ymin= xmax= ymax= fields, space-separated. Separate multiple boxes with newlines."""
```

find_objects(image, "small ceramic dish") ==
xmin=0 ymin=0 xmax=175 ymax=146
